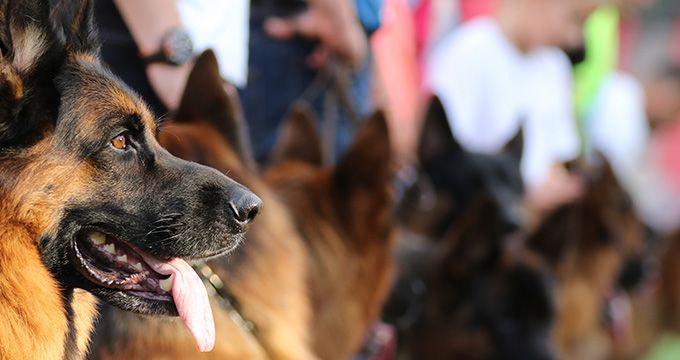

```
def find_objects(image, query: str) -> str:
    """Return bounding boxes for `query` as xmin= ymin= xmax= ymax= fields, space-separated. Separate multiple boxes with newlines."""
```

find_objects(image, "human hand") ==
xmin=263 ymin=0 xmax=368 ymax=69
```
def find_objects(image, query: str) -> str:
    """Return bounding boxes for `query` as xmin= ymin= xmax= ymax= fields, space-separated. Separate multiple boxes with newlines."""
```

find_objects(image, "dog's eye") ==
xmin=111 ymin=133 xmax=128 ymax=150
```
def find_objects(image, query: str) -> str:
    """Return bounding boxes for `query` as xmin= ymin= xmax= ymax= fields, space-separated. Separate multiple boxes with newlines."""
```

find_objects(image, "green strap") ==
xmin=574 ymin=6 xmax=620 ymax=118
xmin=573 ymin=6 xmax=620 ymax=153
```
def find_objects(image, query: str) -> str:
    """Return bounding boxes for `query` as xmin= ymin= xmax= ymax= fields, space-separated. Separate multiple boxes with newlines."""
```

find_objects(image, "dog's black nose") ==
xmin=228 ymin=191 xmax=262 ymax=226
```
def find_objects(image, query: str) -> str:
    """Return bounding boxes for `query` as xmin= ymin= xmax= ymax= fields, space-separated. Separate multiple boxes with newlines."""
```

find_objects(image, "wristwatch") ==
xmin=141 ymin=27 xmax=194 ymax=66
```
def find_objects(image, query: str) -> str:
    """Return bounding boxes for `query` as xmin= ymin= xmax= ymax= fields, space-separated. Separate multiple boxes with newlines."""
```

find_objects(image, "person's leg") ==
xmin=240 ymin=12 xmax=320 ymax=164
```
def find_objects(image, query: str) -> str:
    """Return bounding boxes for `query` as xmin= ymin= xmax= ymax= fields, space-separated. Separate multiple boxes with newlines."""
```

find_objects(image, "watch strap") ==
xmin=141 ymin=51 xmax=170 ymax=65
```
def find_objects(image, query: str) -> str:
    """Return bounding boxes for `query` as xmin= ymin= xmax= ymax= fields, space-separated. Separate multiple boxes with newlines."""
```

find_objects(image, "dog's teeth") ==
xmin=87 ymin=231 xmax=106 ymax=245
xmin=103 ymin=243 xmax=115 ymax=254
xmin=159 ymin=275 xmax=173 ymax=292
xmin=116 ymin=255 xmax=128 ymax=263
xmin=132 ymin=262 xmax=143 ymax=272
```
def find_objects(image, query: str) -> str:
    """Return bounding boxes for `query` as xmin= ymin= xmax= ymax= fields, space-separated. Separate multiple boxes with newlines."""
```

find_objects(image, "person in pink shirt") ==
xmin=460 ymin=0 xmax=498 ymax=21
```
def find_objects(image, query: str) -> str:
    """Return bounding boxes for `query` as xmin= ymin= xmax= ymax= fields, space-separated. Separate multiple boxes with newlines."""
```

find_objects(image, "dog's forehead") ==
xmin=59 ymin=56 xmax=157 ymax=132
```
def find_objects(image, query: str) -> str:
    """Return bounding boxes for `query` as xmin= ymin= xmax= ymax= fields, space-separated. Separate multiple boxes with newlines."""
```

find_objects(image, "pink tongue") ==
xmin=138 ymin=253 xmax=215 ymax=352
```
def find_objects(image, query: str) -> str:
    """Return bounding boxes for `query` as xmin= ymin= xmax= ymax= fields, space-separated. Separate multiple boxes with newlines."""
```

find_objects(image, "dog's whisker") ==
xmin=135 ymin=222 xmax=184 ymax=240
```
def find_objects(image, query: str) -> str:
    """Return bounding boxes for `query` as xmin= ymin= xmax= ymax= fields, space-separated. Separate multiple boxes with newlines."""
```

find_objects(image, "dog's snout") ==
xmin=228 ymin=190 xmax=262 ymax=227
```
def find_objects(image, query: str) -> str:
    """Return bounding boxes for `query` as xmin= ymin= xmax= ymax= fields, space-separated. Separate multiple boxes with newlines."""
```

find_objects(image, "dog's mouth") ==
xmin=73 ymin=230 xmax=176 ymax=299
xmin=70 ymin=230 xmax=215 ymax=352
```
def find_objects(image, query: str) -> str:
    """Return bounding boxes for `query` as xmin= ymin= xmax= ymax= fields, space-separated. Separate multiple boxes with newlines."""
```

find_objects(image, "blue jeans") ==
xmin=239 ymin=13 xmax=373 ymax=165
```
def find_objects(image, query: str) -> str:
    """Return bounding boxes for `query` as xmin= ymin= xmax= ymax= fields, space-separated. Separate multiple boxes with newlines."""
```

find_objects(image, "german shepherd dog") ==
xmin=395 ymin=96 xmax=524 ymax=241
xmin=265 ymin=103 xmax=395 ymax=360
xmin=0 ymin=2 xmax=260 ymax=359
xmin=388 ymin=98 xmax=561 ymax=359
xmin=91 ymin=51 xmax=395 ymax=360
xmin=384 ymin=96 xmax=528 ymax=350
xmin=406 ymin=196 xmax=557 ymax=360
xmin=527 ymin=162 xmax=645 ymax=360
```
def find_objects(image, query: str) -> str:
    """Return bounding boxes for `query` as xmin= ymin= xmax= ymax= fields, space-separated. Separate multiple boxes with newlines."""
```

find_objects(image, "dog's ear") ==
xmin=0 ymin=0 xmax=61 ymax=79
xmin=333 ymin=111 xmax=393 ymax=236
xmin=0 ymin=0 xmax=64 ymax=147
xmin=335 ymin=110 xmax=392 ymax=188
xmin=270 ymin=102 xmax=323 ymax=167
xmin=527 ymin=156 xmax=619 ymax=270
xmin=50 ymin=0 xmax=99 ymax=54
xmin=585 ymin=155 xmax=633 ymax=216
xmin=418 ymin=96 xmax=463 ymax=166
xmin=588 ymin=155 xmax=615 ymax=193
xmin=176 ymin=50 xmax=256 ymax=170
xmin=0 ymin=52 xmax=25 ymax=145
xmin=502 ymin=125 xmax=523 ymax=163
xmin=176 ymin=50 xmax=228 ymax=121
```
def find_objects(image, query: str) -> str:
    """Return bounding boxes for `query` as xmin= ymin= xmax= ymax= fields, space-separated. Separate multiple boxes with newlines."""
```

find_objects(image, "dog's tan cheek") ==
xmin=11 ymin=157 xmax=95 ymax=238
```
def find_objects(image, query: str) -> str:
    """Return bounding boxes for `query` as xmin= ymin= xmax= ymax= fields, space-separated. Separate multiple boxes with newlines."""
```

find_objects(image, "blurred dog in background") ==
xmin=384 ymin=96 xmax=646 ymax=360
xmin=527 ymin=162 xmax=646 ymax=360
xmin=265 ymin=103 xmax=396 ymax=360
xmin=385 ymin=96 xmax=557 ymax=359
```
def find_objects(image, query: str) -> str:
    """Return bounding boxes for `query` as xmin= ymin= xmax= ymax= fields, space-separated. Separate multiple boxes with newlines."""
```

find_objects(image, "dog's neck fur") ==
xmin=0 ymin=156 xmax=98 ymax=360
xmin=0 ymin=223 xmax=97 ymax=360
xmin=0 ymin=224 xmax=66 ymax=360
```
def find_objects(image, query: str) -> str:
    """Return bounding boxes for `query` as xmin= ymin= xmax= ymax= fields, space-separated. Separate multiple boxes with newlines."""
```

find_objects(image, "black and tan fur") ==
xmin=0 ymin=2 xmax=259 ymax=359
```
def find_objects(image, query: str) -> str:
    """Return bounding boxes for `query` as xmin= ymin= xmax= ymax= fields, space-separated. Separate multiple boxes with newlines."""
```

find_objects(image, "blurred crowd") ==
xmin=376 ymin=0 xmax=680 ymax=229
xmin=92 ymin=0 xmax=680 ymax=358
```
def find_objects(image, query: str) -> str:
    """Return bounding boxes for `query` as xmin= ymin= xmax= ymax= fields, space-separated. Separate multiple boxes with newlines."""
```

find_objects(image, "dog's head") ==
xmin=412 ymin=197 xmax=555 ymax=360
xmin=0 ymin=0 xmax=261 ymax=342
xmin=398 ymin=96 xmax=525 ymax=239
xmin=266 ymin=104 xmax=394 ymax=254
xmin=528 ymin=160 xmax=642 ymax=271
xmin=265 ymin=105 xmax=396 ymax=358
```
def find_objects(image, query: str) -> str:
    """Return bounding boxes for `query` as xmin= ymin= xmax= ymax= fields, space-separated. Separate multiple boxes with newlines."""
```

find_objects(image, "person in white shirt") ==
xmin=426 ymin=0 xmax=583 ymax=213
xmin=178 ymin=0 xmax=251 ymax=88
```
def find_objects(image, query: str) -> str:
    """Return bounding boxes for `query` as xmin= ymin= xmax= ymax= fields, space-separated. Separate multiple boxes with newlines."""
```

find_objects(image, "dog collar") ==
xmin=193 ymin=262 xmax=268 ymax=355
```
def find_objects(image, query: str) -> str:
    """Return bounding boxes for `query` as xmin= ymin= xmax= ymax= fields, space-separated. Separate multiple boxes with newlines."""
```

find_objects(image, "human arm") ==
xmin=263 ymin=0 xmax=368 ymax=68
xmin=114 ymin=0 xmax=192 ymax=111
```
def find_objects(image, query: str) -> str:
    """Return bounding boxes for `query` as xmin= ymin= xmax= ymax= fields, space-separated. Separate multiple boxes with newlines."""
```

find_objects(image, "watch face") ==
xmin=162 ymin=28 xmax=194 ymax=66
